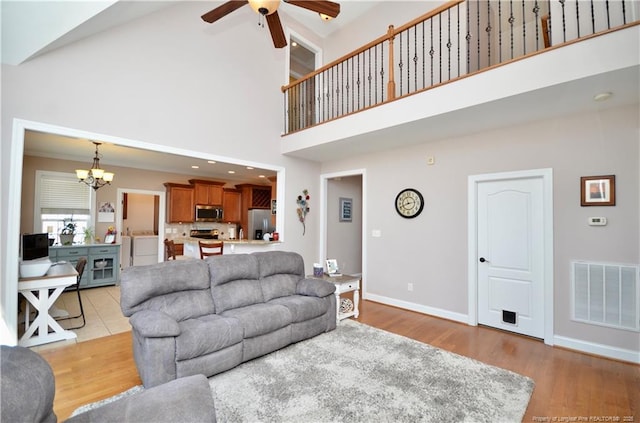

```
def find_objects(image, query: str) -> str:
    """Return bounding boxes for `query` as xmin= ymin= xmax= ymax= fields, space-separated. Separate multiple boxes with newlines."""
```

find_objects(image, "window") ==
xmin=35 ymin=171 xmax=94 ymax=245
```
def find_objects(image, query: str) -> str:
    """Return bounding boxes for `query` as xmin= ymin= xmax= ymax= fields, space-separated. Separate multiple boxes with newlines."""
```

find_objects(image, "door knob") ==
xmin=479 ymin=257 xmax=488 ymax=263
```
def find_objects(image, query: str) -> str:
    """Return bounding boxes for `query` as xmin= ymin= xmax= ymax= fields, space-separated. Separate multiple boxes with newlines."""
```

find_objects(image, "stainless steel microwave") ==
xmin=195 ymin=205 xmax=223 ymax=222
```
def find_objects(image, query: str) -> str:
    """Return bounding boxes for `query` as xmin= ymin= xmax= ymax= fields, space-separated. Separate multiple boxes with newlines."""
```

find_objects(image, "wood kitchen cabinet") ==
xmin=164 ymin=183 xmax=194 ymax=223
xmin=189 ymin=179 xmax=224 ymax=206
xmin=223 ymin=189 xmax=241 ymax=223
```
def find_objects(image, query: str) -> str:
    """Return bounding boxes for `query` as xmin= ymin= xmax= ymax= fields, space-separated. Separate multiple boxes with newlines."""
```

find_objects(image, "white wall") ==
xmin=321 ymin=103 xmax=639 ymax=354
xmin=0 ymin=1 xmax=322 ymax=343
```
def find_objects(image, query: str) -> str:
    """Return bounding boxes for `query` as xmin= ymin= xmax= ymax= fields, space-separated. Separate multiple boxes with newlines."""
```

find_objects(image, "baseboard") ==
xmin=365 ymin=293 xmax=468 ymax=324
xmin=554 ymin=335 xmax=640 ymax=364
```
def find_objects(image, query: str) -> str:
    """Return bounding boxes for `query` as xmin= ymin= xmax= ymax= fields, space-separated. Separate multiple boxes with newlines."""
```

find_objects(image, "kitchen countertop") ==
xmin=172 ymin=237 xmax=280 ymax=245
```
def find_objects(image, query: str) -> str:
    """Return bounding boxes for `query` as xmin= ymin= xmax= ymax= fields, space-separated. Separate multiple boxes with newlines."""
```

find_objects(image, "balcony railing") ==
xmin=282 ymin=0 xmax=639 ymax=135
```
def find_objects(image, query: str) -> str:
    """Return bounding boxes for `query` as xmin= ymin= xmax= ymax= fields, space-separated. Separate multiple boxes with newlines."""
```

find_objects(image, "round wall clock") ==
xmin=395 ymin=188 xmax=424 ymax=218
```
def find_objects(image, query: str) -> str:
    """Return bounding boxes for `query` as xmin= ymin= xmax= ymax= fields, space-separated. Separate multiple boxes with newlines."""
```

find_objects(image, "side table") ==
xmin=309 ymin=274 xmax=360 ymax=323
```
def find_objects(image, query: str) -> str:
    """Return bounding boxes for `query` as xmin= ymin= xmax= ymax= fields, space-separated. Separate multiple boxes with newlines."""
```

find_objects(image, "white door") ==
xmin=476 ymin=176 xmax=545 ymax=338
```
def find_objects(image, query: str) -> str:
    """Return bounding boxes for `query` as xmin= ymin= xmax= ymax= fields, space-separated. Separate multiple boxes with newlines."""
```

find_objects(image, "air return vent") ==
xmin=572 ymin=261 xmax=639 ymax=332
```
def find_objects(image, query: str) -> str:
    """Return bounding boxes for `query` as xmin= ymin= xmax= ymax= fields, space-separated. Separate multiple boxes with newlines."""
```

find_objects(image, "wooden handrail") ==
xmin=281 ymin=0 xmax=464 ymax=93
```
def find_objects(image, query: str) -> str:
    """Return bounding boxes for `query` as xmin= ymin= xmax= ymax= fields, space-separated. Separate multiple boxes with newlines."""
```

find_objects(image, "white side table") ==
xmin=309 ymin=274 xmax=360 ymax=323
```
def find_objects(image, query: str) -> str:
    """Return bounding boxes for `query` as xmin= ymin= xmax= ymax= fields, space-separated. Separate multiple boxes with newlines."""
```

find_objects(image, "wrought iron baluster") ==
xmin=413 ymin=25 xmax=418 ymax=92
xmin=356 ymin=53 xmax=361 ymax=111
xmin=447 ymin=8 xmax=452 ymax=80
xmin=498 ymin=0 xmax=503 ymax=62
xmin=477 ymin=1 xmax=481 ymax=70
xmin=533 ymin=1 xmax=540 ymax=51
xmin=509 ymin=0 xmax=515 ymax=59
xmin=431 ymin=18 xmax=436 ymax=86
xmin=575 ymin=0 xmax=581 ymax=38
xmin=605 ymin=0 xmax=611 ymax=29
xmin=375 ymin=44 xmax=379 ymax=104
xmin=466 ymin=1 xmax=471 ymax=76
xmin=487 ymin=1 xmax=492 ymax=66
xmin=622 ymin=0 xmax=627 ymax=24
xmin=560 ymin=0 xmax=567 ymax=42
xmin=367 ymin=48 xmax=372 ymax=107
xmin=380 ymin=41 xmax=385 ymax=102
xmin=590 ymin=0 xmax=596 ymax=33
xmin=398 ymin=32 xmax=403 ymax=95
xmin=439 ymin=12 xmax=442 ymax=84
xmin=456 ymin=3 xmax=460 ymax=77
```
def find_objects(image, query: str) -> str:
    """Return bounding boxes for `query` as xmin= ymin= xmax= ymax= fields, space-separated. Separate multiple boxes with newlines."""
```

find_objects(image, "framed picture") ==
xmin=271 ymin=199 xmax=277 ymax=215
xmin=339 ymin=197 xmax=352 ymax=222
xmin=325 ymin=259 xmax=340 ymax=275
xmin=104 ymin=233 xmax=116 ymax=244
xmin=581 ymin=175 xmax=615 ymax=206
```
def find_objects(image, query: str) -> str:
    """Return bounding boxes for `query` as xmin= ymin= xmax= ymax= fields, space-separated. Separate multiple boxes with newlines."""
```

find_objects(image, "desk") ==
xmin=18 ymin=263 xmax=78 ymax=347
xmin=309 ymin=274 xmax=360 ymax=323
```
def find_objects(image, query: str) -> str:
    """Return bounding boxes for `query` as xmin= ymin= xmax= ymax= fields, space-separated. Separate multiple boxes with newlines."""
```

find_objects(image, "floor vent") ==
xmin=572 ymin=261 xmax=640 ymax=332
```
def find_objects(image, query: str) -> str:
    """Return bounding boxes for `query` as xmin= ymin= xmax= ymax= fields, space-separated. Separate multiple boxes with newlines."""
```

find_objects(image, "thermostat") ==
xmin=588 ymin=217 xmax=607 ymax=226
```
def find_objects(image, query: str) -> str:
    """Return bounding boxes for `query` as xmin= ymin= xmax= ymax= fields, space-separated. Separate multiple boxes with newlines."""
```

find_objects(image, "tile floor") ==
xmin=22 ymin=285 xmax=131 ymax=353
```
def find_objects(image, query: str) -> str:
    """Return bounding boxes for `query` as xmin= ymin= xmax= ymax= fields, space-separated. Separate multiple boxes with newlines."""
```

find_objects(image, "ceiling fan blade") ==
xmin=266 ymin=11 xmax=287 ymax=48
xmin=284 ymin=0 xmax=340 ymax=18
xmin=201 ymin=0 xmax=248 ymax=23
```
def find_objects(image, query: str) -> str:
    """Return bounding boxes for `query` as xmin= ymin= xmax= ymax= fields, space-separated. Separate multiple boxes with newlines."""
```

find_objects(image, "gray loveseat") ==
xmin=0 ymin=345 xmax=216 ymax=423
xmin=120 ymin=251 xmax=337 ymax=388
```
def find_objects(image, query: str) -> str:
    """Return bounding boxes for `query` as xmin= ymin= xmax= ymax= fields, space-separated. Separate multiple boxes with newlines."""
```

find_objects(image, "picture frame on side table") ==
xmin=339 ymin=197 xmax=352 ymax=222
xmin=580 ymin=175 xmax=616 ymax=206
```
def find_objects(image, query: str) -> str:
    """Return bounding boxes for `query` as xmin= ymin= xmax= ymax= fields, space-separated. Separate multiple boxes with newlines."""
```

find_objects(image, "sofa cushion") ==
xmin=221 ymin=303 xmax=291 ymax=338
xmin=268 ymin=295 xmax=329 ymax=323
xmin=254 ymin=251 xmax=304 ymax=301
xmin=121 ymin=260 xmax=215 ymax=320
xmin=207 ymin=254 xmax=263 ymax=313
xmin=176 ymin=314 xmax=243 ymax=361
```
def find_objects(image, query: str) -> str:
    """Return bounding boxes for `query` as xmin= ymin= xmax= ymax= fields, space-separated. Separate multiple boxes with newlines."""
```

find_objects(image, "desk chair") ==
xmin=56 ymin=257 xmax=86 ymax=329
xmin=199 ymin=241 xmax=224 ymax=259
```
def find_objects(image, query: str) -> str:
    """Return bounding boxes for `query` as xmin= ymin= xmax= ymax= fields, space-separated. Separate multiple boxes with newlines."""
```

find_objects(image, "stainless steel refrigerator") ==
xmin=247 ymin=209 xmax=272 ymax=240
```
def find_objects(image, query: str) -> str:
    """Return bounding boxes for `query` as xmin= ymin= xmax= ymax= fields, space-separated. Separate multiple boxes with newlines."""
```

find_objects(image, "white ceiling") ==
xmin=6 ymin=0 xmax=377 ymax=182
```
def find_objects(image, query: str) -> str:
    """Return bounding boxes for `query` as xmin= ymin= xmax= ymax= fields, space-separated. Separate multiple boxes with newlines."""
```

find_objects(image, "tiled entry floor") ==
xmin=20 ymin=285 xmax=131 ymax=353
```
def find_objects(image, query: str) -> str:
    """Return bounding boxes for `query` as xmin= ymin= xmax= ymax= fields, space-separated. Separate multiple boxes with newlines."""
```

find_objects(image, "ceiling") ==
xmin=9 ymin=0 xmax=377 ymax=182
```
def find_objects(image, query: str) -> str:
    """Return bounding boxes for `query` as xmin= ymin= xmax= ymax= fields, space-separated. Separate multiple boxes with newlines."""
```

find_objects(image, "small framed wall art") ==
xmin=339 ymin=197 xmax=352 ymax=222
xmin=580 ymin=175 xmax=615 ymax=206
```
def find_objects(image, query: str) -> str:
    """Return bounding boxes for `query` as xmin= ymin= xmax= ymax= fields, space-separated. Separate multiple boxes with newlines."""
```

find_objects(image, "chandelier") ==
xmin=75 ymin=142 xmax=114 ymax=190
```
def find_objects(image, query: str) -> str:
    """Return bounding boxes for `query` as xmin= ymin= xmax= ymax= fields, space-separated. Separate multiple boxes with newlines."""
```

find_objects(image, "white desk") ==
xmin=18 ymin=263 xmax=78 ymax=347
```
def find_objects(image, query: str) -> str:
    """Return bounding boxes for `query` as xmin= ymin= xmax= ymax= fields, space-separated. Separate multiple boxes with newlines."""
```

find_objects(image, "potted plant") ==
xmin=83 ymin=227 xmax=94 ymax=244
xmin=59 ymin=219 xmax=77 ymax=245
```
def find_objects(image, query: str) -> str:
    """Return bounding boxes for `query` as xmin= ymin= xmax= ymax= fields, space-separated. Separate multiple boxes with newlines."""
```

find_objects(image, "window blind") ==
xmin=39 ymin=173 xmax=91 ymax=214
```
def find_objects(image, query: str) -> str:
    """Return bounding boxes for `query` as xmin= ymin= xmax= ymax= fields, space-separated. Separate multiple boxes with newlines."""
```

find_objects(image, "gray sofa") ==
xmin=0 ymin=345 xmax=216 ymax=423
xmin=120 ymin=251 xmax=337 ymax=388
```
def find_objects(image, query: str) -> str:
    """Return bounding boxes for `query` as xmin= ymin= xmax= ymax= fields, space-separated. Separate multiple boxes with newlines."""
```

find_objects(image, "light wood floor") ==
xmin=37 ymin=295 xmax=639 ymax=422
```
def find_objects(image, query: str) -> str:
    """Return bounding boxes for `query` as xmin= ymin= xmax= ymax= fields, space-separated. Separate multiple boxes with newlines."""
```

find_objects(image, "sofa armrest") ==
xmin=130 ymin=310 xmax=181 ymax=338
xmin=296 ymin=278 xmax=336 ymax=297
xmin=66 ymin=374 xmax=216 ymax=423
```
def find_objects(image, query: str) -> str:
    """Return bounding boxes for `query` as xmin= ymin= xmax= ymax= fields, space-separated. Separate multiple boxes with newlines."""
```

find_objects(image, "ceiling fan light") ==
xmin=319 ymin=13 xmax=333 ymax=21
xmin=248 ymin=0 xmax=280 ymax=15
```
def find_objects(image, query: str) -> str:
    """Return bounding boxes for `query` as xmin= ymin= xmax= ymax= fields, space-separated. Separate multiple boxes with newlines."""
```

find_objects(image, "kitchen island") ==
xmin=173 ymin=238 xmax=283 ymax=258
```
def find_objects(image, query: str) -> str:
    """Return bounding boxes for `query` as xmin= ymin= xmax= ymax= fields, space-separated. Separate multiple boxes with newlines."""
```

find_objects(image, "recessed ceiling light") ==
xmin=228 ymin=170 xmax=235 ymax=174
xmin=593 ymin=92 xmax=613 ymax=102
xmin=191 ymin=165 xmax=199 ymax=169
xmin=258 ymin=175 xmax=266 ymax=178
xmin=207 ymin=160 xmax=216 ymax=164
xmin=292 ymin=41 xmax=298 ymax=47
xmin=246 ymin=166 xmax=254 ymax=170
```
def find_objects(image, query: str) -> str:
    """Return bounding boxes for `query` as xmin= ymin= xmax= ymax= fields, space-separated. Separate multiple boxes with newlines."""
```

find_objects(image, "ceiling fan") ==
xmin=201 ymin=0 xmax=340 ymax=48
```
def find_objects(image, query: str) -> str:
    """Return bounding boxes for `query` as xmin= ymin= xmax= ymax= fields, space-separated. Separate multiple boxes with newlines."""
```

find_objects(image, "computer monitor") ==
xmin=22 ymin=233 xmax=49 ymax=261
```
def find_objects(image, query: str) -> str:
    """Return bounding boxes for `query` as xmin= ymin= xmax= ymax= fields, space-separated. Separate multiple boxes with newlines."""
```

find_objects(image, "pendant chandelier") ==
xmin=75 ymin=142 xmax=114 ymax=190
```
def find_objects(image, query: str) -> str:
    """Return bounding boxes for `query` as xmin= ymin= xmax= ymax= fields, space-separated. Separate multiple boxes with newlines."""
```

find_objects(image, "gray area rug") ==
xmin=73 ymin=320 xmax=534 ymax=422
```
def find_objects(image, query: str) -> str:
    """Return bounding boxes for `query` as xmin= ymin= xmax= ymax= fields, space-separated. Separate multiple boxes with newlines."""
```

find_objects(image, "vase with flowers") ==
xmin=296 ymin=189 xmax=310 ymax=235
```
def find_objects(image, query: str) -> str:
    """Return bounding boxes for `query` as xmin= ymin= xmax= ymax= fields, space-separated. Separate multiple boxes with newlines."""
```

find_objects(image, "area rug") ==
xmin=73 ymin=320 xmax=534 ymax=422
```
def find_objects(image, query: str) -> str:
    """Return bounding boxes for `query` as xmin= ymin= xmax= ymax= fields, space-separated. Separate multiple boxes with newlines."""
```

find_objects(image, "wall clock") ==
xmin=395 ymin=188 xmax=424 ymax=218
